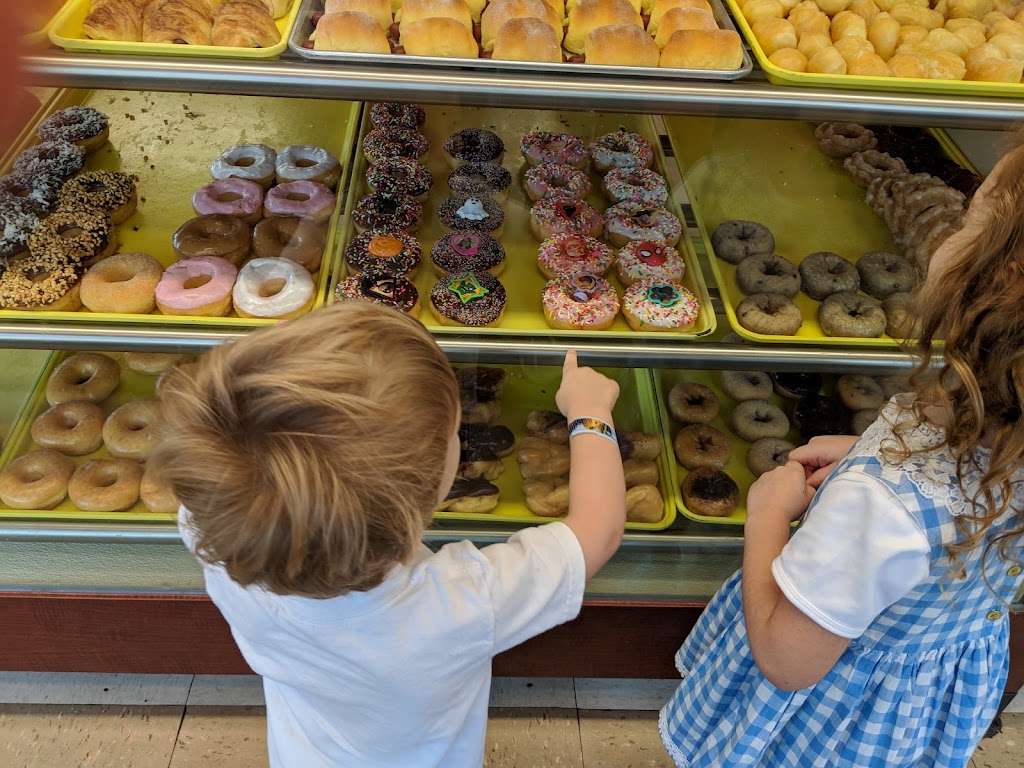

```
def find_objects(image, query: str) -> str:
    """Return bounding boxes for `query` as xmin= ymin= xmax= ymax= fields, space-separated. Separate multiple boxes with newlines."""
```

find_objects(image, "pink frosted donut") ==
xmin=529 ymin=199 xmax=603 ymax=241
xmin=602 ymin=167 xmax=669 ymax=207
xmin=602 ymin=202 xmax=682 ymax=248
xmin=537 ymin=233 xmax=614 ymax=279
xmin=621 ymin=279 xmax=700 ymax=332
xmin=264 ymin=181 xmax=335 ymax=223
xmin=542 ymin=272 xmax=620 ymax=331
xmin=520 ymin=131 xmax=589 ymax=169
xmin=616 ymin=239 xmax=685 ymax=287
xmin=523 ymin=163 xmax=592 ymax=202
xmin=155 ymin=256 xmax=238 ymax=317
xmin=192 ymin=179 xmax=263 ymax=226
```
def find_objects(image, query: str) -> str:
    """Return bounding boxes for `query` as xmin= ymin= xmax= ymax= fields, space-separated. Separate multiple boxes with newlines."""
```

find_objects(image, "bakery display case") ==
xmin=3 ymin=0 xmax=1023 ymax=695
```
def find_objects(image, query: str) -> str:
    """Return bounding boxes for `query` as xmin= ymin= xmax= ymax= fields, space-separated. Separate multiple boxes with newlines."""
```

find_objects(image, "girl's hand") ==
xmin=788 ymin=435 xmax=859 ymax=489
xmin=556 ymin=351 xmax=620 ymax=421
xmin=747 ymin=461 xmax=816 ymax=524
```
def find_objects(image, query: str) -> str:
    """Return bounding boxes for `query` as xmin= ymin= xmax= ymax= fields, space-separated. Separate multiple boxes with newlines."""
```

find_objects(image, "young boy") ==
xmin=155 ymin=301 xmax=627 ymax=768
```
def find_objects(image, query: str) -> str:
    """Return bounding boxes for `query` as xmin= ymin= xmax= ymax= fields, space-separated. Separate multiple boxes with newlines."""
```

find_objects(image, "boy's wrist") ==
xmin=565 ymin=407 xmax=614 ymax=424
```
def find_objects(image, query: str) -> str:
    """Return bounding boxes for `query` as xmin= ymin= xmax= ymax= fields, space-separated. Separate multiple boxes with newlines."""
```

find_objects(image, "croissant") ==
xmin=143 ymin=0 xmax=214 ymax=44
xmin=212 ymin=0 xmax=280 ymax=47
xmin=82 ymin=0 xmax=144 ymax=41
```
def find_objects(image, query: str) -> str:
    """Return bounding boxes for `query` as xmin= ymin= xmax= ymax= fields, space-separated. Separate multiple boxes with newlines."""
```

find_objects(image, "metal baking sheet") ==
xmin=288 ymin=0 xmax=752 ymax=81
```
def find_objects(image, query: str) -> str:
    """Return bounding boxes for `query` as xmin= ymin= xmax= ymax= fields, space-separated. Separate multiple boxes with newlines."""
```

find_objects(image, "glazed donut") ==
xmin=46 ymin=353 xmax=120 ymax=406
xmin=844 ymin=150 xmax=909 ymax=189
xmin=80 ymin=252 xmax=163 ymax=315
xmin=140 ymin=465 xmax=179 ymax=515
xmin=154 ymin=257 xmax=238 ymax=317
xmin=603 ymin=203 xmax=682 ymax=248
xmin=57 ymin=171 xmax=137 ymax=225
xmin=710 ymin=220 xmax=776 ymax=265
xmin=799 ymin=251 xmax=860 ymax=301
xmin=335 ymin=268 xmax=421 ymax=317
xmin=68 ymin=458 xmax=143 ymax=512
xmin=736 ymin=253 xmax=801 ymax=298
xmin=674 ymin=424 xmax=732 ymax=470
xmin=369 ymin=102 xmax=426 ymax=131
xmin=252 ymin=216 xmax=324 ymax=272
xmin=523 ymin=163 xmax=591 ymax=203
xmin=276 ymin=145 xmax=341 ymax=189
xmin=430 ymin=232 xmax=505 ymax=277
xmin=736 ymin=293 xmax=803 ymax=336
xmin=429 ymin=271 xmax=507 ymax=327
xmin=448 ymin=163 xmax=511 ymax=203
xmin=102 ymin=399 xmax=161 ymax=460
xmin=857 ymin=251 xmax=917 ymax=299
xmin=719 ymin=370 xmax=773 ymax=402
xmin=518 ymin=437 xmax=571 ymax=479
xmin=192 ymin=178 xmax=264 ymax=226
xmin=173 ymin=214 xmax=251 ymax=266
xmin=541 ymin=272 xmax=620 ymax=331
xmin=13 ymin=140 xmax=86 ymax=180
xmin=264 ymin=181 xmax=335 ymax=223
xmin=623 ymin=459 xmax=660 ymax=489
xmin=0 ymin=251 xmax=83 ymax=311
xmin=731 ymin=399 xmax=790 ymax=442
xmin=520 ymin=131 xmax=589 ymax=169
xmin=814 ymin=122 xmax=877 ymax=159
xmin=537 ymin=233 xmax=614 ymax=279
xmin=443 ymin=129 xmax=505 ymax=167
xmin=0 ymin=171 xmax=62 ymax=219
xmin=771 ymin=372 xmax=822 ymax=400
xmin=124 ymin=352 xmax=191 ymax=376
xmin=27 ymin=208 xmax=116 ymax=266
xmin=31 ymin=401 xmax=105 ymax=456
xmin=602 ymin=167 xmax=669 ymax=208
xmin=588 ymin=130 xmax=654 ymax=174
xmin=362 ymin=128 xmax=429 ymax=165
xmin=681 ymin=467 xmax=739 ymax=518
xmin=37 ymin=106 xmax=109 ymax=153
xmin=439 ymin=196 xmax=505 ymax=238
xmin=794 ymin=394 xmax=846 ymax=439
xmin=836 ymin=374 xmax=884 ymax=411
xmin=210 ymin=144 xmax=277 ymax=188
xmin=347 ymin=230 xmax=422 ymax=277
xmin=668 ymin=382 xmax=720 ymax=425
xmin=746 ymin=437 xmax=795 ymax=478
xmin=354 ymin=192 xmax=423 ymax=234
xmin=851 ymin=408 xmax=879 ymax=436
xmin=818 ymin=291 xmax=886 ymax=338
xmin=0 ymin=449 xmax=75 ymax=509
xmin=233 ymin=258 xmax=316 ymax=320
xmin=530 ymin=199 xmax=602 ymax=241
xmin=368 ymin=157 xmax=434 ymax=200
xmin=882 ymin=292 xmax=920 ymax=339
xmin=622 ymin=280 xmax=700 ymax=332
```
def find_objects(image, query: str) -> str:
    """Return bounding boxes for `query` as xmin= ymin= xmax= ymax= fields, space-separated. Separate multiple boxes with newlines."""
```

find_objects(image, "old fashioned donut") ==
xmin=616 ymin=240 xmax=684 ymax=288
xmin=844 ymin=150 xmax=908 ymax=188
xmin=736 ymin=293 xmax=802 ymax=336
xmin=210 ymin=143 xmax=277 ymax=188
xmin=233 ymin=258 xmax=316 ymax=320
xmin=192 ymin=178 xmax=263 ymax=226
xmin=276 ymin=145 xmax=341 ymax=189
xmin=731 ymin=399 xmax=790 ymax=442
xmin=851 ymin=408 xmax=879 ymax=436
xmin=836 ymin=374 xmax=884 ymax=411
xmin=537 ymin=233 xmax=614 ymax=279
xmin=264 ymin=181 xmax=335 ymax=223
xmin=429 ymin=271 xmax=507 ymax=327
xmin=746 ymin=437 xmax=795 ymax=478
xmin=541 ymin=272 xmax=620 ymax=331
xmin=523 ymin=163 xmax=591 ymax=203
xmin=799 ymin=251 xmax=860 ymax=301
xmin=336 ymin=268 xmax=421 ymax=317
xmin=0 ymin=251 xmax=83 ymax=311
xmin=80 ymin=252 xmax=163 ymax=315
xmin=173 ymin=214 xmax=251 ymax=266
xmin=448 ymin=163 xmax=510 ymax=203
xmin=431 ymin=232 xmax=505 ymax=277
xmin=369 ymin=157 xmax=434 ymax=200
xmin=602 ymin=167 xmax=669 ymax=208
xmin=530 ymin=199 xmax=601 ymax=241
xmin=882 ymin=292 xmax=920 ymax=339
xmin=362 ymin=128 xmax=429 ymax=165
xmin=102 ymin=399 xmax=161 ymax=461
xmin=31 ymin=401 xmax=105 ymax=456
xmin=857 ymin=251 xmax=917 ymax=299
xmin=521 ymin=131 xmax=589 ymax=169
xmin=588 ymin=130 xmax=654 ymax=174
xmin=46 ymin=353 xmax=120 ymax=406
xmin=669 ymin=382 xmax=720 ymax=425
xmin=13 ymin=140 xmax=85 ymax=180
xmin=27 ymin=208 xmax=116 ymax=266
xmin=347 ymin=230 xmax=423 ymax=277
xmin=622 ymin=280 xmax=700 ymax=332
xmin=252 ymin=216 xmax=325 ymax=272
xmin=794 ymin=394 xmax=846 ymax=439
xmin=155 ymin=257 xmax=238 ymax=317
xmin=58 ymin=171 xmax=137 ymax=224
xmin=818 ymin=291 xmax=886 ymax=338
xmin=814 ymin=122 xmax=877 ymax=159
xmin=37 ymin=106 xmax=109 ymax=153
xmin=68 ymin=458 xmax=143 ymax=512
xmin=674 ymin=424 xmax=732 ymax=470
xmin=140 ymin=465 xmax=180 ymax=515
xmin=736 ymin=253 xmax=801 ymax=298
xmin=603 ymin=203 xmax=682 ymax=248
xmin=369 ymin=102 xmax=426 ymax=131
xmin=681 ymin=467 xmax=739 ymax=518
xmin=711 ymin=220 xmax=775 ymax=265
xmin=0 ymin=449 xmax=75 ymax=509
xmin=443 ymin=129 xmax=505 ymax=167
xmin=124 ymin=353 xmax=191 ymax=376
xmin=354 ymin=192 xmax=423 ymax=234
xmin=771 ymin=372 xmax=822 ymax=400
xmin=719 ymin=370 xmax=773 ymax=402
xmin=440 ymin=196 xmax=505 ymax=238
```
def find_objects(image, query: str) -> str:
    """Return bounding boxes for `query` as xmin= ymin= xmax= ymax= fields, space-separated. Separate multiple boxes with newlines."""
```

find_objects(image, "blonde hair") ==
xmin=152 ymin=302 xmax=459 ymax=598
xmin=890 ymin=136 xmax=1024 ymax=581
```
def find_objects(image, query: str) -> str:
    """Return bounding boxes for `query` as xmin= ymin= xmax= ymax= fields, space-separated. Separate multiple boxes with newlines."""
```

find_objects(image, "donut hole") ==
xmin=258 ymin=279 xmax=287 ymax=298
xmin=183 ymin=275 xmax=213 ymax=290
xmin=284 ymin=193 xmax=311 ymax=202
xmin=56 ymin=224 xmax=84 ymax=239
xmin=294 ymin=158 xmax=317 ymax=168
xmin=95 ymin=470 xmax=118 ymax=488
xmin=214 ymin=192 xmax=243 ymax=203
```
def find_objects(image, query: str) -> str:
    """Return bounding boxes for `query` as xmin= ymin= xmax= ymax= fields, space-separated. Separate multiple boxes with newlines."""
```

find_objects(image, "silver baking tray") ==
xmin=288 ymin=0 xmax=752 ymax=81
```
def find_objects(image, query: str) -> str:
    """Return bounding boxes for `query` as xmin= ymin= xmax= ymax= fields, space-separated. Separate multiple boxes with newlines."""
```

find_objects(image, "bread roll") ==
xmin=491 ymin=17 xmax=564 ymax=60
xmin=769 ymin=46 xmax=809 ymax=69
xmin=324 ymin=0 xmax=393 ymax=30
xmin=792 ymin=11 xmax=831 ymax=37
xmin=831 ymin=10 xmax=867 ymax=40
xmin=401 ymin=16 xmax=479 ymax=55
xmin=987 ymin=19 xmax=1024 ymax=37
xmin=965 ymin=54 xmax=1024 ymax=80
xmin=989 ymin=32 xmax=1024 ymax=60
xmin=868 ymin=12 xmax=899 ymax=58
xmin=834 ymin=35 xmax=873 ymax=59
xmin=656 ymin=8 xmax=718 ymax=47
xmin=752 ymin=17 xmax=798 ymax=55
xmin=400 ymin=0 xmax=473 ymax=33
xmin=798 ymin=31 xmax=833 ymax=57
xmin=982 ymin=10 xmax=1010 ymax=25
xmin=586 ymin=23 xmax=661 ymax=64
xmin=742 ymin=0 xmax=784 ymax=25
xmin=311 ymin=11 xmax=391 ymax=51
xmin=847 ymin=49 xmax=890 ymax=73
xmin=564 ymin=0 xmax=643 ymax=53
xmin=889 ymin=3 xmax=944 ymax=29
xmin=648 ymin=0 xmax=713 ymax=36
xmin=815 ymin=0 xmax=852 ymax=12
xmin=807 ymin=45 xmax=848 ymax=73
xmin=897 ymin=24 xmax=928 ymax=46
xmin=480 ymin=0 xmax=563 ymax=50
xmin=887 ymin=52 xmax=926 ymax=76
xmin=567 ymin=0 xmax=642 ymax=12
xmin=660 ymin=28 xmax=743 ymax=69
xmin=947 ymin=0 xmax=992 ymax=19
xmin=848 ymin=0 xmax=880 ymax=21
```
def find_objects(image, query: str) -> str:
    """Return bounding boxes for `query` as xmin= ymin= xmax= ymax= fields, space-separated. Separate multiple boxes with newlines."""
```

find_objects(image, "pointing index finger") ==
xmin=563 ymin=350 xmax=578 ymax=372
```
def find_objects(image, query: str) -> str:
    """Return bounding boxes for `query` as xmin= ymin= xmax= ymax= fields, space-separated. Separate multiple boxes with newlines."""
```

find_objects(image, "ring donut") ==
xmin=814 ymin=122 xmax=877 ymax=159
xmin=668 ymin=382 xmax=720 ymax=425
xmin=799 ymin=251 xmax=860 ymax=301
xmin=0 ymin=449 xmax=75 ymax=509
xmin=818 ymin=291 xmax=886 ymax=338
xmin=674 ymin=424 xmax=732 ymax=470
xmin=736 ymin=293 xmax=802 ymax=336
xmin=736 ymin=253 xmax=801 ymax=298
xmin=731 ymin=399 xmax=790 ymax=442
xmin=46 ymin=353 xmax=120 ymax=406
xmin=31 ymin=401 xmax=105 ymax=456
xmin=68 ymin=458 xmax=143 ymax=512
xmin=718 ymin=370 xmax=773 ymax=402
xmin=856 ymin=251 xmax=917 ymax=299
xmin=711 ymin=220 xmax=775 ymax=265
xmin=746 ymin=437 xmax=795 ymax=478
xmin=102 ymin=399 xmax=161 ymax=461
xmin=681 ymin=467 xmax=739 ymax=518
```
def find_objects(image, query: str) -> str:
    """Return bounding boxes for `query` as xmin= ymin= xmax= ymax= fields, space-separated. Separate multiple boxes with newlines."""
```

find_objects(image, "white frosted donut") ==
xmin=210 ymin=144 xmax=277 ymax=187
xmin=276 ymin=145 xmax=342 ymax=189
xmin=232 ymin=257 xmax=315 ymax=319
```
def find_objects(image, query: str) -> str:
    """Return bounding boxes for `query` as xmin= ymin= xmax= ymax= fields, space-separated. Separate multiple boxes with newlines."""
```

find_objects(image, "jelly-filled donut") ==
xmin=31 ymin=401 xmax=105 ymax=456
xmin=59 ymin=171 xmax=138 ymax=225
xmin=45 ymin=353 xmax=119 ymax=406
xmin=622 ymin=279 xmax=700 ymax=332
xmin=0 ymin=171 xmax=63 ymax=219
xmin=233 ymin=257 xmax=316 ymax=320
xmin=681 ymin=467 xmax=739 ymax=517
xmin=210 ymin=144 xmax=277 ymax=188
xmin=13 ymin=140 xmax=86 ymax=180
xmin=719 ymin=370 xmax=773 ymax=402
xmin=710 ymin=220 xmax=775 ymax=265
xmin=674 ymin=424 xmax=732 ymax=471
xmin=746 ymin=437 xmax=795 ymax=478
xmin=541 ymin=272 xmax=620 ymax=331
xmin=276 ymin=145 xmax=341 ymax=189
xmin=353 ymin=191 xmax=423 ymax=234
xmin=818 ymin=291 xmax=886 ymax=338
xmin=443 ymin=129 xmax=505 ymax=168
xmin=68 ymin=458 xmax=143 ymax=512
xmin=173 ymin=214 xmax=251 ymax=266
xmin=363 ymin=128 xmax=429 ymax=165
xmin=370 ymin=102 xmax=426 ymax=131
xmin=439 ymin=196 xmax=505 ymax=238
xmin=369 ymin=157 xmax=434 ymax=199
xmin=192 ymin=178 xmax=264 ymax=226
xmin=856 ymin=250 xmax=917 ymax=299
xmin=28 ymin=208 xmax=117 ymax=266
xmin=530 ymin=199 xmax=602 ymax=241
xmin=836 ymin=374 xmax=884 ymax=411
xmin=264 ymin=180 xmax=336 ymax=223
xmin=429 ymin=271 xmax=507 ymax=327
xmin=80 ymin=251 xmax=164 ymax=315
xmin=616 ymin=239 xmax=684 ymax=287
xmin=347 ymin=230 xmax=423 ymax=277
xmin=602 ymin=167 xmax=669 ymax=207
xmin=37 ymin=106 xmax=109 ymax=153
xmin=603 ymin=203 xmax=681 ymax=248
xmin=448 ymin=163 xmax=511 ymax=203
xmin=0 ymin=251 xmax=83 ymax=311
xmin=794 ymin=394 xmax=846 ymax=439
xmin=520 ymin=131 xmax=589 ymax=169
xmin=736 ymin=293 xmax=802 ymax=336
xmin=523 ymin=163 xmax=591 ymax=203
xmin=155 ymin=256 xmax=238 ymax=317
xmin=731 ymin=399 xmax=790 ymax=442
xmin=771 ymin=372 xmax=822 ymax=400
xmin=335 ymin=268 xmax=421 ymax=316
xmin=103 ymin=399 xmax=162 ymax=461
xmin=431 ymin=232 xmax=505 ymax=277
xmin=0 ymin=449 xmax=75 ymax=509
xmin=589 ymin=130 xmax=654 ymax=174
xmin=799 ymin=251 xmax=860 ymax=301
xmin=736 ymin=253 xmax=801 ymax=298
xmin=668 ymin=382 xmax=720 ymax=425
xmin=537 ymin=233 xmax=614 ymax=279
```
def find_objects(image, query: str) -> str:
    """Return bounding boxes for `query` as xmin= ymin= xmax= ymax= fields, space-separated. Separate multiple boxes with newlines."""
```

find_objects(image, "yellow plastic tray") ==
xmin=0 ymin=351 xmax=174 ymax=522
xmin=329 ymin=105 xmax=716 ymax=340
xmin=436 ymin=365 xmax=677 ymax=531
xmin=3 ymin=88 xmax=360 ymax=327
xmin=49 ymin=0 xmax=300 ymax=59
xmin=723 ymin=0 xmax=1024 ymax=98
xmin=665 ymin=115 xmax=974 ymax=346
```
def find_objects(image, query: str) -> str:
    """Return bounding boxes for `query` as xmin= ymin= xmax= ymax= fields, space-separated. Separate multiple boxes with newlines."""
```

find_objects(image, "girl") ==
xmin=660 ymin=137 xmax=1024 ymax=768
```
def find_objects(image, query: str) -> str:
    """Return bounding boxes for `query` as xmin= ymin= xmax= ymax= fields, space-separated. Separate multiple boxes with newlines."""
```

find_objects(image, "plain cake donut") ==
xmin=736 ymin=293 xmax=802 ymax=336
xmin=836 ymin=374 xmax=884 ymax=411
xmin=736 ymin=253 xmax=801 ymax=297
xmin=681 ymin=467 xmax=739 ymax=517
xmin=0 ymin=449 xmax=75 ymax=509
xmin=818 ymin=291 xmax=886 ymax=338
xmin=79 ymin=252 xmax=163 ymax=315
xmin=674 ymin=424 xmax=732 ymax=470
xmin=668 ymin=382 xmax=720 ymax=424
xmin=711 ymin=220 xmax=775 ymax=265
xmin=31 ymin=401 xmax=105 ymax=456
xmin=746 ymin=437 xmax=796 ymax=478
xmin=799 ymin=251 xmax=860 ymax=301
xmin=857 ymin=250 xmax=917 ymax=299
xmin=46 ymin=353 xmax=120 ymax=406
xmin=719 ymin=370 xmax=773 ymax=402
xmin=102 ymin=399 xmax=161 ymax=461
xmin=731 ymin=399 xmax=790 ymax=442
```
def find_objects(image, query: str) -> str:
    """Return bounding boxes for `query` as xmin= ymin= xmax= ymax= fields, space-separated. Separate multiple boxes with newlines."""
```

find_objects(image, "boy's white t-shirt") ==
xmin=179 ymin=509 xmax=586 ymax=768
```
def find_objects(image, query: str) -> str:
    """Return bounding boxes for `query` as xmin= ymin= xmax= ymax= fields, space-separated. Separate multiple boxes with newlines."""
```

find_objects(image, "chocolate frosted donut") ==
xmin=799 ymin=251 xmax=860 ymax=301
xmin=37 ymin=106 xmax=109 ymax=152
xmin=818 ymin=291 xmax=886 ymax=338
xmin=736 ymin=253 xmax=801 ymax=297
xmin=353 ymin=192 xmax=422 ymax=233
xmin=0 ymin=171 xmax=62 ymax=219
xmin=345 ymin=230 xmax=422 ymax=277
xmin=448 ymin=163 xmax=512 ymax=202
xmin=362 ymin=128 xmax=429 ymax=165
xmin=59 ymin=170 xmax=137 ymax=224
xmin=719 ymin=370 xmax=773 ymax=402
xmin=14 ymin=140 xmax=86 ymax=180
xmin=771 ymin=372 xmax=822 ymax=400
xmin=438 ymin=196 xmax=505 ymax=237
xmin=366 ymin=157 xmax=433 ymax=199
xmin=674 ymin=424 xmax=732 ymax=470
xmin=173 ymin=214 xmax=251 ymax=266
xmin=460 ymin=423 xmax=516 ymax=457
xmin=370 ymin=102 xmax=426 ymax=131
xmin=731 ymin=400 xmax=790 ymax=442
xmin=335 ymin=267 xmax=420 ymax=316
xmin=668 ymin=382 xmax=720 ymax=425
xmin=857 ymin=250 xmax=917 ymax=299
xmin=736 ymin=293 xmax=802 ymax=336
xmin=794 ymin=394 xmax=846 ymax=439
xmin=681 ymin=467 xmax=739 ymax=518
xmin=430 ymin=232 xmax=505 ymax=276
xmin=711 ymin=220 xmax=775 ymax=265
xmin=429 ymin=271 xmax=507 ymax=327
xmin=746 ymin=437 xmax=795 ymax=478
xmin=0 ymin=199 xmax=38 ymax=260
xmin=443 ymin=129 xmax=504 ymax=166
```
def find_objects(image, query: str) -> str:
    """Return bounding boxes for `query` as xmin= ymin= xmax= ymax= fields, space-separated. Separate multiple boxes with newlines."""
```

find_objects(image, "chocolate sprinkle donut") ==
xmin=335 ymin=267 xmax=420 ymax=314
xmin=366 ymin=157 xmax=433 ymax=198
xmin=345 ymin=230 xmax=422 ymax=276
xmin=443 ymin=129 xmax=504 ymax=164
xmin=794 ymin=394 xmax=846 ymax=439
xmin=429 ymin=270 xmax=506 ymax=326
xmin=14 ymin=140 xmax=86 ymax=180
xmin=37 ymin=106 xmax=108 ymax=146
xmin=430 ymin=232 xmax=505 ymax=275
xmin=799 ymin=251 xmax=860 ymax=301
xmin=0 ymin=171 xmax=62 ymax=219
xmin=447 ymin=163 xmax=512 ymax=199
xmin=438 ymin=195 xmax=505 ymax=235
xmin=736 ymin=253 xmax=801 ymax=298
xmin=353 ymin=192 xmax=422 ymax=232
xmin=369 ymin=102 xmax=426 ymax=131
xmin=27 ymin=209 xmax=113 ymax=265
xmin=362 ymin=128 xmax=429 ymax=165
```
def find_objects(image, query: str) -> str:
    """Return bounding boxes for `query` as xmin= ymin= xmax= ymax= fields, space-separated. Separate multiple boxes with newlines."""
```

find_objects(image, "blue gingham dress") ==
xmin=660 ymin=400 xmax=1024 ymax=767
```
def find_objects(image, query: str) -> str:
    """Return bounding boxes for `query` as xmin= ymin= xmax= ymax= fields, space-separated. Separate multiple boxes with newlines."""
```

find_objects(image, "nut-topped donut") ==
xmin=363 ymin=128 xmax=429 ymax=165
xmin=443 ymin=129 xmax=505 ymax=167
xmin=37 ymin=106 xmax=109 ymax=153
xmin=336 ymin=267 xmax=421 ymax=316
xmin=276 ymin=145 xmax=342 ymax=190
xmin=13 ymin=140 xmax=85 ymax=180
xmin=542 ymin=271 xmax=620 ymax=331
xmin=0 ymin=171 xmax=63 ymax=219
xmin=368 ymin=157 xmax=434 ymax=199
xmin=447 ymin=163 xmax=512 ymax=202
xmin=520 ymin=131 xmax=589 ymax=169
xmin=0 ymin=251 xmax=83 ymax=310
xmin=429 ymin=271 xmax=507 ymax=327
xmin=346 ymin=230 xmax=423 ymax=277
xmin=370 ymin=102 xmax=426 ymax=131
xmin=353 ymin=191 xmax=423 ymax=234
xmin=210 ymin=144 xmax=277 ymax=188
xmin=58 ymin=171 xmax=138 ymax=225
xmin=603 ymin=202 xmax=681 ymax=248
xmin=588 ymin=130 xmax=654 ymax=174
xmin=602 ymin=167 xmax=669 ymax=207
xmin=537 ymin=232 xmax=614 ymax=279
xmin=27 ymin=208 xmax=116 ymax=266
xmin=431 ymin=232 xmax=506 ymax=276
xmin=523 ymin=163 xmax=591 ymax=203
